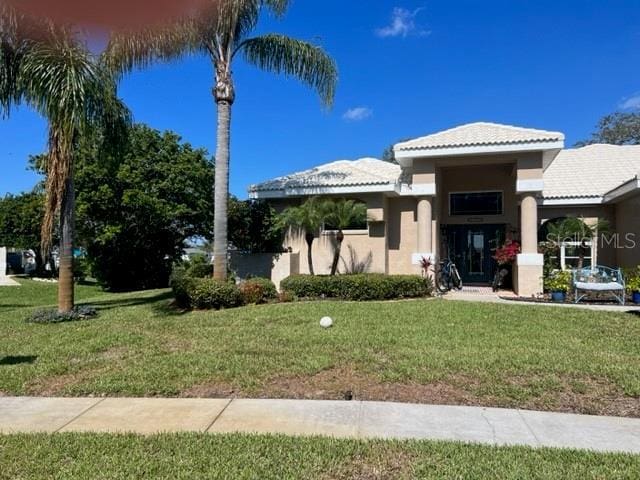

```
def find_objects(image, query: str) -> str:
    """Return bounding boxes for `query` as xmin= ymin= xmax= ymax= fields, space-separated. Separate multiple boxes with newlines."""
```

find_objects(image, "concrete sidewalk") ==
xmin=1 ymin=397 xmax=639 ymax=454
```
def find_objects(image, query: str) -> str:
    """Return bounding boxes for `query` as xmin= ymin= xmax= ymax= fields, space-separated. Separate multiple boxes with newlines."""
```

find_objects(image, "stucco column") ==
xmin=520 ymin=193 xmax=538 ymax=254
xmin=417 ymin=197 xmax=432 ymax=253
xmin=413 ymin=197 xmax=433 ymax=265
xmin=516 ymin=193 xmax=544 ymax=296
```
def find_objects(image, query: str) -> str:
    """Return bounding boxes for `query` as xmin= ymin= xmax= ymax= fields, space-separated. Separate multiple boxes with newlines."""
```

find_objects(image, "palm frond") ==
xmin=240 ymin=34 xmax=337 ymax=106
xmin=103 ymin=20 xmax=204 ymax=77
xmin=19 ymin=29 xmax=131 ymax=254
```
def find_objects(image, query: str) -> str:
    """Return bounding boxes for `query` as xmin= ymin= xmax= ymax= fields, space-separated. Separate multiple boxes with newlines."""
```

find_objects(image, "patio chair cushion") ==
xmin=574 ymin=281 xmax=624 ymax=291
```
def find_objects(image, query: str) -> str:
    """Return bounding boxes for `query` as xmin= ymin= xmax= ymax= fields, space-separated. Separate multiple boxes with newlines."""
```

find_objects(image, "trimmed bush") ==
xmin=188 ymin=279 xmax=243 ymax=310
xmin=26 ymin=306 xmax=98 ymax=324
xmin=169 ymin=268 xmax=198 ymax=308
xmin=240 ymin=278 xmax=278 ymax=304
xmin=280 ymin=274 xmax=433 ymax=301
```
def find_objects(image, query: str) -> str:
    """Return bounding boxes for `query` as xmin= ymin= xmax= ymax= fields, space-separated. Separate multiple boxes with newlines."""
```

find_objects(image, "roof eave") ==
xmin=603 ymin=176 xmax=640 ymax=204
xmin=249 ymin=183 xmax=397 ymax=199
xmin=394 ymin=140 xmax=565 ymax=166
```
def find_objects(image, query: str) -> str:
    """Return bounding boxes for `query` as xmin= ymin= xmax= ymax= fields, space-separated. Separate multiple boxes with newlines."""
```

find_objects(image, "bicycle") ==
xmin=436 ymin=258 xmax=463 ymax=293
xmin=491 ymin=266 xmax=510 ymax=292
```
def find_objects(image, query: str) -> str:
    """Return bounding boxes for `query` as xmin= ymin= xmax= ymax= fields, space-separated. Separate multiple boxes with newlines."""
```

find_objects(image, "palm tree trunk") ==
xmin=58 ymin=174 xmax=75 ymax=312
xmin=330 ymin=231 xmax=344 ymax=276
xmin=305 ymin=233 xmax=315 ymax=276
xmin=213 ymin=100 xmax=231 ymax=281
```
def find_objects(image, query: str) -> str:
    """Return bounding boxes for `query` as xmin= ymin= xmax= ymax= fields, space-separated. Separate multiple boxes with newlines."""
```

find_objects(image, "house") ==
xmin=248 ymin=122 xmax=640 ymax=296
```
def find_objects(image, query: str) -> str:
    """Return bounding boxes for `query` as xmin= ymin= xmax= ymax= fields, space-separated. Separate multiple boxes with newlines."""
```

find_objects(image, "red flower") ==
xmin=493 ymin=241 xmax=520 ymax=265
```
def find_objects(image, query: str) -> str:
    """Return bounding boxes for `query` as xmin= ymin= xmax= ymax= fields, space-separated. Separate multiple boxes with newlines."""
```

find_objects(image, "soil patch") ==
xmin=180 ymin=366 xmax=639 ymax=418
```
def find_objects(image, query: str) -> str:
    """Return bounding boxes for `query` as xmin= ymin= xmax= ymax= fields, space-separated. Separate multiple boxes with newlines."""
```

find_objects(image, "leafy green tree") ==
xmin=1 ymin=6 xmax=130 ymax=311
xmin=104 ymin=0 xmax=338 ymax=281
xmin=228 ymin=197 xmax=283 ymax=253
xmin=74 ymin=124 xmax=215 ymax=291
xmin=279 ymin=197 xmax=325 ymax=275
xmin=0 ymin=191 xmax=47 ymax=271
xmin=322 ymin=199 xmax=368 ymax=276
xmin=577 ymin=111 xmax=640 ymax=146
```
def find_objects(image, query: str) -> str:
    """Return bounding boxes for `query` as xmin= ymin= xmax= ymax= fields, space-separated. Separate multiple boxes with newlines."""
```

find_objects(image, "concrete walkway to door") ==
xmin=1 ymin=397 xmax=639 ymax=454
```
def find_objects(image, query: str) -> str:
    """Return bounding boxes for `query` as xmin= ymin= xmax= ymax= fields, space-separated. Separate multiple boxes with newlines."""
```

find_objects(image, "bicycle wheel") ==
xmin=436 ymin=270 xmax=450 ymax=293
xmin=451 ymin=266 xmax=463 ymax=290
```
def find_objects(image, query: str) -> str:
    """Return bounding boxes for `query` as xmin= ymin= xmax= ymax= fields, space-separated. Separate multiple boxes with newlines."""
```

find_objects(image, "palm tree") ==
xmin=104 ymin=0 xmax=337 ymax=281
xmin=1 ymin=7 xmax=130 ymax=312
xmin=322 ymin=199 xmax=368 ymax=276
xmin=279 ymin=197 xmax=325 ymax=275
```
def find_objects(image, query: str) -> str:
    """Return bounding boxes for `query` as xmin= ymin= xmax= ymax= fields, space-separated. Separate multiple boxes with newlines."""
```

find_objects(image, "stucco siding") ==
xmin=387 ymin=197 xmax=419 ymax=274
xmin=615 ymin=195 xmax=640 ymax=267
xmin=439 ymin=164 xmax=518 ymax=228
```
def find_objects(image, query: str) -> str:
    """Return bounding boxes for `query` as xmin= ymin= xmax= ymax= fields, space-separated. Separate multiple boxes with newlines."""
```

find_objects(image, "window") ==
xmin=450 ymin=191 xmax=503 ymax=216
xmin=561 ymin=242 xmax=592 ymax=270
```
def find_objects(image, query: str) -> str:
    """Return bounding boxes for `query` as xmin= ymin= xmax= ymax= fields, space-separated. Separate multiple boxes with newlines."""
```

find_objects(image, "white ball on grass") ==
xmin=320 ymin=316 xmax=333 ymax=328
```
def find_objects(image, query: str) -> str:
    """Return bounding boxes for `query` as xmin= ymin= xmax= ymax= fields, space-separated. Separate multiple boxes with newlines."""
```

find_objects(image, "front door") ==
xmin=443 ymin=225 xmax=504 ymax=284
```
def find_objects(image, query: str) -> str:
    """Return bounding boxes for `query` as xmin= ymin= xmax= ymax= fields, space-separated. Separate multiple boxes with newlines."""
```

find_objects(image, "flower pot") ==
xmin=551 ymin=291 xmax=566 ymax=303
xmin=633 ymin=291 xmax=640 ymax=305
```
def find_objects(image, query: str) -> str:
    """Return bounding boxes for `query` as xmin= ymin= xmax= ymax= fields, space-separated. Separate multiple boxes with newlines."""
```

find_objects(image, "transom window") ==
xmin=449 ymin=191 xmax=503 ymax=216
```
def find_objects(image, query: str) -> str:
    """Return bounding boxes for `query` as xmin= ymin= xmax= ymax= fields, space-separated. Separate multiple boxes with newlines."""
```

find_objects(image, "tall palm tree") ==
xmin=322 ymin=199 xmax=368 ymax=276
xmin=1 ymin=7 xmax=130 ymax=312
xmin=279 ymin=197 xmax=325 ymax=275
xmin=104 ymin=0 xmax=337 ymax=280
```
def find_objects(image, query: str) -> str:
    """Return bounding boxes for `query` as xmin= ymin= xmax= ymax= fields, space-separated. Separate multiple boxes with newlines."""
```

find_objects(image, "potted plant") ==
xmin=544 ymin=271 xmax=572 ymax=302
xmin=626 ymin=269 xmax=640 ymax=304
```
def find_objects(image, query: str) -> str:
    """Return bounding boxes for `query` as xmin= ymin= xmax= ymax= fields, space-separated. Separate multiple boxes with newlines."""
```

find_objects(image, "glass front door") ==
xmin=443 ymin=224 xmax=505 ymax=284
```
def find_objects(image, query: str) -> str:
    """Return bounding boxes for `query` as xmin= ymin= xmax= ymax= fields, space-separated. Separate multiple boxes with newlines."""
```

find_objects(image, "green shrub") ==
xmin=544 ymin=270 xmax=572 ymax=293
xmin=170 ymin=268 xmax=198 ymax=308
xmin=190 ymin=279 xmax=243 ymax=310
xmin=185 ymin=255 xmax=214 ymax=278
xmin=239 ymin=278 xmax=277 ymax=304
xmin=624 ymin=266 xmax=640 ymax=293
xmin=26 ymin=306 xmax=98 ymax=324
xmin=280 ymin=274 xmax=433 ymax=301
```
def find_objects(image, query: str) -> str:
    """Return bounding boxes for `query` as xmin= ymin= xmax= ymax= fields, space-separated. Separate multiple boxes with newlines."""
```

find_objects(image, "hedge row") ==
xmin=171 ymin=269 xmax=277 ymax=310
xmin=280 ymin=274 xmax=433 ymax=301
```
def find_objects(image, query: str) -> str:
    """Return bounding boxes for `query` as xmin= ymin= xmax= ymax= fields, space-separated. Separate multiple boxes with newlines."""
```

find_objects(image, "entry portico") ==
xmin=394 ymin=122 xmax=564 ymax=296
xmin=249 ymin=122 xmax=640 ymax=296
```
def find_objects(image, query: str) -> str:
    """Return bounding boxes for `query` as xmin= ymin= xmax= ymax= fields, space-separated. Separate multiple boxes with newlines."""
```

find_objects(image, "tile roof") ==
xmin=249 ymin=158 xmax=401 ymax=192
xmin=543 ymin=144 xmax=640 ymax=199
xmin=395 ymin=122 xmax=565 ymax=151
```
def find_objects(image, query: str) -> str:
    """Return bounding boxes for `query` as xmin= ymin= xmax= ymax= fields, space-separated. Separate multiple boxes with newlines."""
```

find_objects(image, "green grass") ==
xmin=1 ymin=278 xmax=639 ymax=416
xmin=0 ymin=433 xmax=638 ymax=479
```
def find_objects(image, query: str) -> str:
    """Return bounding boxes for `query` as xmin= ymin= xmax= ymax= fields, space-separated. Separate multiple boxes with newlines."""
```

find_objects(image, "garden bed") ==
xmin=500 ymin=295 xmax=640 ymax=307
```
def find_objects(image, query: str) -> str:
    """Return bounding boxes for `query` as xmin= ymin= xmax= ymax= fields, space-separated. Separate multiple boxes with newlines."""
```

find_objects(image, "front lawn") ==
xmin=1 ymin=278 xmax=639 ymax=416
xmin=0 ymin=433 xmax=637 ymax=479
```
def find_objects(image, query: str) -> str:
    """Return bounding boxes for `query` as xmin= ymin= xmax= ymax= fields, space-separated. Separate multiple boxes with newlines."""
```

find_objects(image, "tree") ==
xmin=577 ymin=111 xmax=640 ymax=146
xmin=74 ymin=124 xmax=215 ymax=291
xmin=322 ymin=199 xmax=368 ymax=276
xmin=1 ymin=6 xmax=130 ymax=311
xmin=228 ymin=197 xmax=283 ymax=253
xmin=104 ymin=0 xmax=337 ymax=281
xmin=0 ymin=191 xmax=47 ymax=272
xmin=278 ymin=197 xmax=325 ymax=275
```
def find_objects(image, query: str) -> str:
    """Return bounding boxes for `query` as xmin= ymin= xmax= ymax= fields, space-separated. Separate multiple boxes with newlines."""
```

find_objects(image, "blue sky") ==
xmin=2 ymin=0 xmax=640 ymax=199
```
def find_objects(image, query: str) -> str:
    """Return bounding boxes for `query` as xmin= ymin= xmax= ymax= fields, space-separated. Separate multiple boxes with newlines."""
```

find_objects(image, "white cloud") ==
xmin=376 ymin=7 xmax=430 ymax=39
xmin=343 ymin=107 xmax=373 ymax=122
xmin=619 ymin=94 xmax=640 ymax=110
